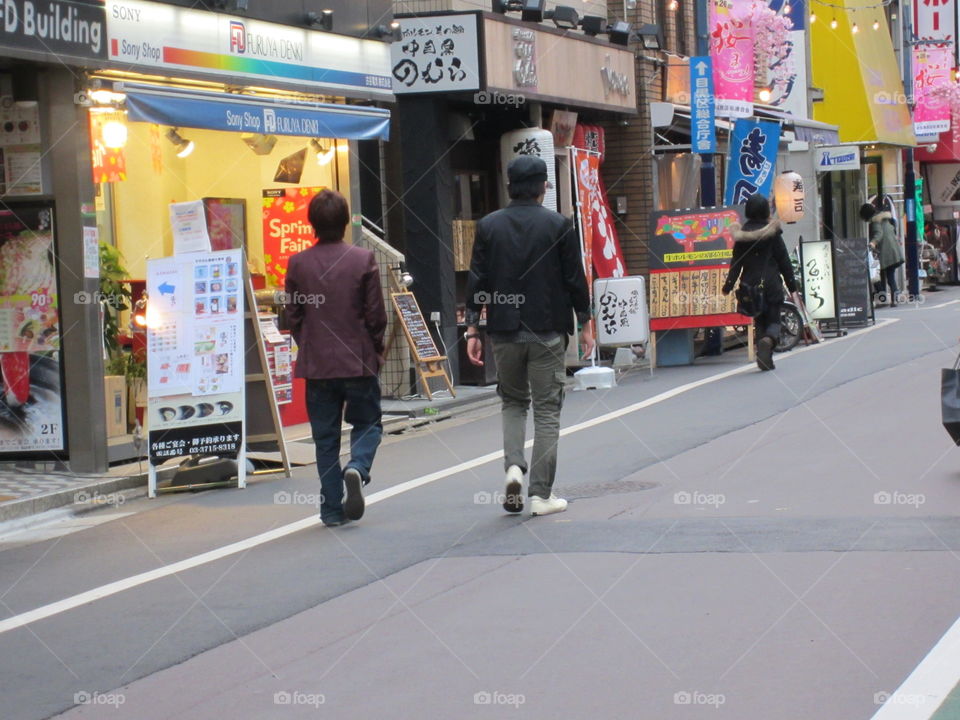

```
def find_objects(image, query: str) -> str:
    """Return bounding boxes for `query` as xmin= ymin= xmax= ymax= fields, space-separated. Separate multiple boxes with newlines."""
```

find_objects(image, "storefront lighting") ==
xmin=305 ymin=9 xmax=333 ymax=31
xmin=371 ymin=21 xmax=402 ymax=42
xmin=635 ymin=24 xmax=663 ymax=50
xmin=545 ymin=6 xmax=579 ymax=30
xmin=242 ymin=133 xmax=278 ymax=155
xmin=131 ymin=295 xmax=148 ymax=330
xmin=495 ymin=0 xmax=546 ymax=22
xmin=101 ymin=120 xmax=128 ymax=149
xmin=782 ymin=2 xmax=791 ymax=13
xmin=851 ymin=22 xmax=859 ymax=33
xmin=955 ymin=68 xmax=960 ymax=81
xmin=580 ymin=15 xmax=604 ymax=36
xmin=872 ymin=18 xmax=880 ymax=30
xmin=830 ymin=17 xmax=838 ymax=29
xmin=809 ymin=11 xmax=816 ymax=22
xmin=88 ymin=89 xmax=126 ymax=106
xmin=607 ymin=20 xmax=632 ymax=46
xmin=165 ymin=128 xmax=195 ymax=158
xmin=310 ymin=138 xmax=335 ymax=166
xmin=758 ymin=87 xmax=772 ymax=103
xmin=668 ymin=0 xmax=679 ymax=10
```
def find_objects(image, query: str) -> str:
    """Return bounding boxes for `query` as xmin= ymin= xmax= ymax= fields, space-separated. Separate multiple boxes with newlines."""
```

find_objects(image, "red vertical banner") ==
xmin=261 ymin=187 xmax=325 ymax=287
xmin=572 ymin=147 xmax=595 ymax=295
xmin=573 ymin=124 xmax=627 ymax=278
xmin=89 ymin=112 xmax=127 ymax=184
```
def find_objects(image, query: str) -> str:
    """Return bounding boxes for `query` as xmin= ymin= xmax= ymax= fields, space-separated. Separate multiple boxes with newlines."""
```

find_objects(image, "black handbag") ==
xmin=735 ymin=282 xmax=765 ymax=318
xmin=734 ymin=242 xmax=773 ymax=318
xmin=941 ymin=351 xmax=960 ymax=445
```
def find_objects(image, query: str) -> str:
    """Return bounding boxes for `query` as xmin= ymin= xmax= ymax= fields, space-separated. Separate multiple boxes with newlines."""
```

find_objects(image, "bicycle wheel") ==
xmin=776 ymin=305 xmax=802 ymax=352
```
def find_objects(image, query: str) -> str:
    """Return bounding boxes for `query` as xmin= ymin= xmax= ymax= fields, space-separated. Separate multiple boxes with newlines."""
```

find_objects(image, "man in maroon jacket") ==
xmin=285 ymin=190 xmax=387 ymax=526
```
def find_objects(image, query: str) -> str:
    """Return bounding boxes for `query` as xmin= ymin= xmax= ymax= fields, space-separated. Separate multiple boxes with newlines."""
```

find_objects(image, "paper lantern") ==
xmin=774 ymin=171 xmax=804 ymax=223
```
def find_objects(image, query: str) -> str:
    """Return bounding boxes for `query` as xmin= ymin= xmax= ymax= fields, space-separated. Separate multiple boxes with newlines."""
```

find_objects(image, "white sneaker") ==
xmin=503 ymin=465 xmax=524 ymax=513
xmin=530 ymin=494 xmax=567 ymax=516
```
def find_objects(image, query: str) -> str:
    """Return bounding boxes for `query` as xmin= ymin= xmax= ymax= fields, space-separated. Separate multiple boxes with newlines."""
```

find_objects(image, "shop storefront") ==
xmin=0 ymin=0 xmax=394 ymax=472
xmin=391 ymin=10 xmax=636 ymax=387
xmin=91 ymin=0 xmax=392 ymax=446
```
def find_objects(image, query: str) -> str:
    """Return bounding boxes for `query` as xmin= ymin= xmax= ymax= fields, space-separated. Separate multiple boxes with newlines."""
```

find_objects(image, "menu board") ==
xmin=146 ymin=249 xmax=244 ymax=465
xmin=259 ymin=317 xmax=292 ymax=405
xmin=833 ymin=238 xmax=871 ymax=326
xmin=648 ymin=207 xmax=743 ymax=331
xmin=0 ymin=205 xmax=64 ymax=455
xmin=392 ymin=292 xmax=441 ymax=361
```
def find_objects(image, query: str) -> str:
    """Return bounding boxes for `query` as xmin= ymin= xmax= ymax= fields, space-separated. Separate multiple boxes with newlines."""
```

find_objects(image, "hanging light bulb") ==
xmin=852 ymin=22 xmax=859 ymax=33
xmin=830 ymin=17 xmax=838 ymax=29
xmin=758 ymin=87 xmax=773 ymax=103
xmin=668 ymin=0 xmax=678 ymax=10
xmin=783 ymin=2 xmax=791 ymax=14
xmin=954 ymin=68 xmax=960 ymax=81
xmin=101 ymin=120 xmax=128 ymax=149
xmin=872 ymin=18 xmax=880 ymax=30
xmin=810 ymin=10 xmax=816 ymax=22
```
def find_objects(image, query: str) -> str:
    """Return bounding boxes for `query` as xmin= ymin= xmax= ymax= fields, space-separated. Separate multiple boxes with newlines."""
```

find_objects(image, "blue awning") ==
xmin=122 ymin=84 xmax=390 ymax=141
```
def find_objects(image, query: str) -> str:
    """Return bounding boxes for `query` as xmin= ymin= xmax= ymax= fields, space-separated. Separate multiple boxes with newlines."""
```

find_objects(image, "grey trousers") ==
xmin=491 ymin=336 xmax=566 ymax=499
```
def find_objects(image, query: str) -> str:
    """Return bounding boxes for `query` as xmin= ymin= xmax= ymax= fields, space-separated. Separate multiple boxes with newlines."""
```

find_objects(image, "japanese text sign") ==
xmin=724 ymin=119 xmax=781 ymax=206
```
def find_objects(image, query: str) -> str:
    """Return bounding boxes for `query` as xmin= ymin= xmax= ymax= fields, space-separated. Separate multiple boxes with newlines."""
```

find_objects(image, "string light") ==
xmin=668 ymin=0 xmax=678 ymax=9
xmin=851 ymin=22 xmax=859 ymax=33
xmin=758 ymin=87 xmax=773 ymax=102
xmin=783 ymin=2 xmax=791 ymax=13
xmin=810 ymin=10 xmax=816 ymax=22
xmin=830 ymin=16 xmax=837 ymax=28
xmin=872 ymin=18 xmax=879 ymax=30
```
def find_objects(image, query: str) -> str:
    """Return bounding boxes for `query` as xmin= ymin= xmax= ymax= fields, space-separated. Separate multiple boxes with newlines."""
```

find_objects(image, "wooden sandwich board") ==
xmin=390 ymin=292 xmax=455 ymax=400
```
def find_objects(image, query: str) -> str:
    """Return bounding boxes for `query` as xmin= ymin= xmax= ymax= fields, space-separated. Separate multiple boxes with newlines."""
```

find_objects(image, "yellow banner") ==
xmin=663 ymin=249 xmax=734 ymax=263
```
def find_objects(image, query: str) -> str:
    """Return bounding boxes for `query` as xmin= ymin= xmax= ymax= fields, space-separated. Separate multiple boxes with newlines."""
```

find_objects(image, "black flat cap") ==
xmin=507 ymin=155 xmax=548 ymax=183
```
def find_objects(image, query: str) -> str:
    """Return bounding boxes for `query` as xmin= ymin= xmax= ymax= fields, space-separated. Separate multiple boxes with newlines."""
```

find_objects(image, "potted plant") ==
xmin=99 ymin=242 xmax=137 ymax=435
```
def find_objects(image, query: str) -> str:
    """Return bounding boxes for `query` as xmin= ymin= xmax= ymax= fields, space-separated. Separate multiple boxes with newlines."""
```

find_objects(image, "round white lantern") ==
xmin=774 ymin=171 xmax=805 ymax=223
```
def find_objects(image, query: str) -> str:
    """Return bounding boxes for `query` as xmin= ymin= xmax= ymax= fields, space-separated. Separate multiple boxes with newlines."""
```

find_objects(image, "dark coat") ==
xmin=869 ymin=211 xmax=904 ymax=270
xmin=284 ymin=241 xmax=387 ymax=379
xmin=465 ymin=199 xmax=591 ymax=334
xmin=723 ymin=219 xmax=798 ymax=302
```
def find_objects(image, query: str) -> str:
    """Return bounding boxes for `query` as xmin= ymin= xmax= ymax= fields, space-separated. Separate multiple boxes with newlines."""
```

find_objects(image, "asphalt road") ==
xmin=2 ymin=292 xmax=960 ymax=719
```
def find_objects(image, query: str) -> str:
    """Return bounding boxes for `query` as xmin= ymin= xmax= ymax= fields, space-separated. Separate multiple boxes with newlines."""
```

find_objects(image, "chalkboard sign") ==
xmin=833 ymin=237 xmax=871 ymax=326
xmin=392 ymin=292 xmax=442 ymax=361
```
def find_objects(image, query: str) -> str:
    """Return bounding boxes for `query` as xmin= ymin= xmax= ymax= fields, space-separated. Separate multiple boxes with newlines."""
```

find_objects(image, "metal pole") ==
xmin=696 ymin=0 xmax=717 ymax=207
xmin=903 ymin=1 xmax=920 ymax=297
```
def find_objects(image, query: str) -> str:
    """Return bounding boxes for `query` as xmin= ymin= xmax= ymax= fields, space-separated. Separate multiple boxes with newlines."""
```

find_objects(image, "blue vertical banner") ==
xmin=724 ymin=119 xmax=781 ymax=206
xmin=690 ymin=56 xmax=716 ymax=154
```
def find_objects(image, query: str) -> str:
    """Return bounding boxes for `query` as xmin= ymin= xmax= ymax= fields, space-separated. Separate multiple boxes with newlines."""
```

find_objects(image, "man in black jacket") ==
xmin=465 ymin=155 xmax=593 ymax=517
xmin=722 ymin=193 xmax=798 ymax=371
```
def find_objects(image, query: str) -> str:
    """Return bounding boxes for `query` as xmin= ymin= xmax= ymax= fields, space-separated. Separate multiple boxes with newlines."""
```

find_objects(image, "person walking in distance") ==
xmin=465 ymin=155 xmax=594 ymax=516
xmin=722 ymin=193 xmax=798 ymax=372
xmin=285 ymin=190 xmax=387 ymax=527
xmin=860 ymin=203 xmax=904 ymax=306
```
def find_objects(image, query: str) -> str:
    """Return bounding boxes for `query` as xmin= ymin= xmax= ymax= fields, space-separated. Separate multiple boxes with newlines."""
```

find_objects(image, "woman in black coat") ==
xmin=722 ymin=193 xmax=799 ymax=371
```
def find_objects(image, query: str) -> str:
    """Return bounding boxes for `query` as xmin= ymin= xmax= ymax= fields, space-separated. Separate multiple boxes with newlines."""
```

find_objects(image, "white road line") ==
xmin=0 ymin=318 xmax=899 ymax=636
xmin=919 ymin=299 xmax=960 ymax=311
xmin=871 ymin=614 xmax=960 ymax=719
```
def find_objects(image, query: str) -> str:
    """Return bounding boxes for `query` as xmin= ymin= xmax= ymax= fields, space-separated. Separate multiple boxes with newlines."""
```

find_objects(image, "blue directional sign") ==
xmin=690 ymin=56 xmax=716 ymax=155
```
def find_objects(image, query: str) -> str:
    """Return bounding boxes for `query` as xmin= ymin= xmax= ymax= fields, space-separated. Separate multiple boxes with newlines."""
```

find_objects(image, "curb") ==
xmin=0 ymin=390 xmax=502 ymax=526
xmin=0 ymin=466 xmax=177 ymax=525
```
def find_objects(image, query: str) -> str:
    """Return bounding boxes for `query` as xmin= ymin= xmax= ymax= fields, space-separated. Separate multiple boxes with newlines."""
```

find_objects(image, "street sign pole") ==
xmin=695 ymin=0 xmax=716 ymax=207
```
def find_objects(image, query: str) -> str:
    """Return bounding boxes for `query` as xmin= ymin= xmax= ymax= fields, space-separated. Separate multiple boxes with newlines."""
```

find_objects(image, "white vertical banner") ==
xmin=800 ymin=240 xmax=836 ymax=321
xmin=499 ymin=128 xmax=557 ymax=211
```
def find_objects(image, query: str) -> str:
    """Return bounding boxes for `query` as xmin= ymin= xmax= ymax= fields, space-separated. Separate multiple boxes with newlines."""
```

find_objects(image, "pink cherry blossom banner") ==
xmin=710 ymin=0 xmax=754 ymax=118
xmin=914 ymin=46 xmax=952 ymax=136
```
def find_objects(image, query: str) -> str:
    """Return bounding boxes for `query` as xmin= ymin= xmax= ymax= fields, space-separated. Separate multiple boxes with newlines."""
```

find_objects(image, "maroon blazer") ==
xmin=284 ymin=242 xmax=387 ymax=379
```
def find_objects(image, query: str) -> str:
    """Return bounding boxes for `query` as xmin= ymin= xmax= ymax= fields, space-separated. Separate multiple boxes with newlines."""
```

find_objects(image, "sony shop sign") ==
xmin=0 ymin=0 xmax=106 ymax=60
xmin=815 ymin=146 xmax=861 ymax=172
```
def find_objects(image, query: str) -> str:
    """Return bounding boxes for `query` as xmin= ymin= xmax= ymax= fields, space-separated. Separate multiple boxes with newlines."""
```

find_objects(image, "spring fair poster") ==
xmin=262 ymin=187 xmax=325 ymax=288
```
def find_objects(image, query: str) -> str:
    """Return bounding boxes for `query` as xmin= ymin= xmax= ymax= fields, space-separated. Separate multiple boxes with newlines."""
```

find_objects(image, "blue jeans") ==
xmin=305 ymin=376 xmax=383 ymax=523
